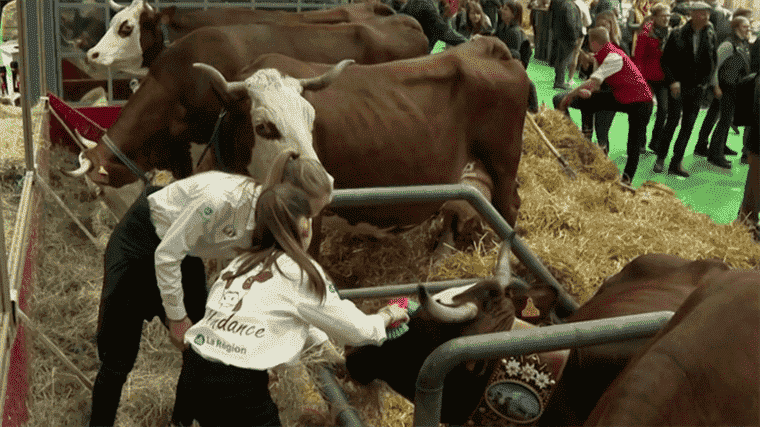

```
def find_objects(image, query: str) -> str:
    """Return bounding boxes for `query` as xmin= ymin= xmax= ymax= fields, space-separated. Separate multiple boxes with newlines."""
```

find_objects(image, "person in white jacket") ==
xmin=170 ymin=154 xmax=409 ymax=427
xmin=90 ymin=151 xmax=332 ymax=427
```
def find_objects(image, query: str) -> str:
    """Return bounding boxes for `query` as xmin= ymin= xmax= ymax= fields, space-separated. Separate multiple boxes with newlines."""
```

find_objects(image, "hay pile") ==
xmin=2 ymin=101 xmax=758 ymax=427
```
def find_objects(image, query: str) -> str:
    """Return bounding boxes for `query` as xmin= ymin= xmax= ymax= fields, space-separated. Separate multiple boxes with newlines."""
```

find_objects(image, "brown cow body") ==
xmin=206 ymin=37 xmax=529 ymax=229
xmin=585 ymin=264 xmax=760 ymax=426
xmin=77 ymin=17 xmax=427 ymax=188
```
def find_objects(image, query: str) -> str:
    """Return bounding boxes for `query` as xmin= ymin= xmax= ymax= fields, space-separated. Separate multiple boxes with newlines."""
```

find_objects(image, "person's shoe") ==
xmin=653 ymin=158 xmax=665 ymax=173
xmin=707 ymin=157 xmax=732 ymax=169
xmin=553 ymin=82 xmax=570 ymax=90
xmin=724 ymin=146 xmax=738 ymax=156
xmin=693 ymin=146 xmax=708 ymax=157
xmin=620 ymin=174 xmax=632 ymax=186
xmin=647 ymin=143 xmax=659 ymax=153
xmin=668 ymin=163 xmax=690 ymax=177
xmin=600 ymin=144 xmax=609 ymax=155
xmin=639 ymin=145 xmax=647 ymax=154
xmin=741 ymin=153 xmax=749 ymax=164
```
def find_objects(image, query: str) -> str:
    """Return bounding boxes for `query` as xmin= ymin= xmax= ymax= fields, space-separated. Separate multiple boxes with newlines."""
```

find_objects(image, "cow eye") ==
xmin=117 ymin=21 xmax=133 ymax=37
xmin=255 ymin=122 xmax=281 ymax=140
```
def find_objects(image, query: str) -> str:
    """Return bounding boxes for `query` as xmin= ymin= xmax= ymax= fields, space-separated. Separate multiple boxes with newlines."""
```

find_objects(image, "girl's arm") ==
xmin=297 ymin=296 xmax=388 ymax=348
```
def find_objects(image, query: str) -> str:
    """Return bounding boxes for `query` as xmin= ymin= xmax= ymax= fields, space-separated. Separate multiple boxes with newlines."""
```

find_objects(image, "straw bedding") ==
xmin=0 ymin=100 xmax=757 ymax=426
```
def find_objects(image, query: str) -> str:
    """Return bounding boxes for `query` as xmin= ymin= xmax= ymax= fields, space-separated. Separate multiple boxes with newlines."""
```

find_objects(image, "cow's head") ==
xmin=345 ymin=280 xmax=515 ymax=423
xmin=192 ymin=61 xmax=353 ymax=188
xmin=86 ymin=0 xmax=156 ymax=76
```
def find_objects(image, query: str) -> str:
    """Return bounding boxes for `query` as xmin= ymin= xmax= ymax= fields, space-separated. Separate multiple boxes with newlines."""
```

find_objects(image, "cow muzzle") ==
xmin=420 ymin=285 xmax=478 ymax=323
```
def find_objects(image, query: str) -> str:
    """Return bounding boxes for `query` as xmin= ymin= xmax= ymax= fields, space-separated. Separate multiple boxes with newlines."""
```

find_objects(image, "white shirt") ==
xmin=590 ymin=52 xmax=624 ymax=83
xmin=185 ymin=255 xmax=387 ymax=370
xmin=148 ymin=171 xmax=262 ymax=321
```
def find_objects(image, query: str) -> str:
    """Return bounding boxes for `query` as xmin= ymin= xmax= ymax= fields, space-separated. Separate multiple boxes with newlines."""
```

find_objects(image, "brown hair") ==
xmin=465 ymin=1 xmax=489 ymax=34
xmin=232 ymin=151 xmax=333 ymax=302
xmin=732 ymin=8 xmax=752 ymax=19
xmin=650 ymin=3 xmax=670 ymax=17
xmin=501 ymin=1 xmax=524 ymax=27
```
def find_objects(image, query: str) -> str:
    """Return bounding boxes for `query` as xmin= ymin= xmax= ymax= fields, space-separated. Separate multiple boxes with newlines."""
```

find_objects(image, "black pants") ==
xmin=172 ymin=348 xmax=282 ymax=427
xmin=554 ymin=91 xmax=653 ymax=180
xmin=708 ymin=86 xmax=738 ymax=161
xmin=648 ymin=80 xmax=670 ymax=151
xmin=695 ymin=93 xmax=720 ymax=152
xmin=654 ymin=86 xmax=704 ymax=166
xmin=90 ymin=186 xmax=208 ymax=427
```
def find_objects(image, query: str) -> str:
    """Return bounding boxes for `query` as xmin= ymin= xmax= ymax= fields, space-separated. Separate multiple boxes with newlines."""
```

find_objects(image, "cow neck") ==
xmin=466 ymin=318 xmax=570 ymax=426
xmin=100 ymin=133 xmax=150 ymax=185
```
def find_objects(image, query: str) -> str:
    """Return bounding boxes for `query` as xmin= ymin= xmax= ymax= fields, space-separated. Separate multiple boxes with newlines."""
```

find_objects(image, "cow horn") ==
xmin=419 ymin=285 xmax=478 ymax=323
xmin=298 ymin=59 xmax=355 ymax=91
xmin=109 ymin=0 xmax=126 ymax=11
xmin=75 ymin=129 xmax=99 ymax=150
xmin=63 ymin=151 xmax=93 ymax=178
xmin=193 ymin=63 xmax=247 ymax=102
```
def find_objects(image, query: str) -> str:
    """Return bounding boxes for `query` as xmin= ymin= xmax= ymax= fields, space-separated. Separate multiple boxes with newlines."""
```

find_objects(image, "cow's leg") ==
xmin=433 ymin=161 xmax=493 ymax=256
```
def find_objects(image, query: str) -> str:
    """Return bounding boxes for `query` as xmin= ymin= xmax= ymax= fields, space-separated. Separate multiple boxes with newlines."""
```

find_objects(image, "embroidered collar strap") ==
xmin=100 ymin=134 xmax=150 ymax=184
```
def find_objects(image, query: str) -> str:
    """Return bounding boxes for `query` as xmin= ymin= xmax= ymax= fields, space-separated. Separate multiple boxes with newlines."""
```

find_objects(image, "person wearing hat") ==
xmin=654 ymin=0 xmax=717 ymax=178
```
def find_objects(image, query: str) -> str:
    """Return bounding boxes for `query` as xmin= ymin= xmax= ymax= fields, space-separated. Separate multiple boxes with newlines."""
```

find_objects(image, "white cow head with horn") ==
xmin=193 ymin=61 xmax=354 ymax=190
xmin=87 ymin=0 xmax=153 ymax=76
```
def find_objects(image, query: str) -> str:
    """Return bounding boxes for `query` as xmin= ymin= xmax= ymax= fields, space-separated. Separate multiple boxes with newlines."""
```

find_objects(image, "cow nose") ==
xmin=91 ymin=51 xmax=99 ymax=59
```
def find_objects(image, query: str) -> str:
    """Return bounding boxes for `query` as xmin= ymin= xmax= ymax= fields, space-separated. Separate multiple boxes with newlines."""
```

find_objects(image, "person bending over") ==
xmin=554 ymin=26 xmax=653 ymax=186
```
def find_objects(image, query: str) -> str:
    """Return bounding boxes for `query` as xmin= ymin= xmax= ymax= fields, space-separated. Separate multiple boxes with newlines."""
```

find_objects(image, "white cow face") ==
xmin=86 ymin=0 xmax=152 ymax=77
xmin=193 ymin=61 xmax=355 ymax=191
xmin=244 ymin=70 xmax=322 ymax=183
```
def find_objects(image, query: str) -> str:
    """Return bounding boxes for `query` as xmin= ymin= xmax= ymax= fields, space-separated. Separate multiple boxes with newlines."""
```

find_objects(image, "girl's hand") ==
xmin=378 ymin=305 xmax=410 ymax=328
xmin=167 ymin=316 xmax=193 ymax=351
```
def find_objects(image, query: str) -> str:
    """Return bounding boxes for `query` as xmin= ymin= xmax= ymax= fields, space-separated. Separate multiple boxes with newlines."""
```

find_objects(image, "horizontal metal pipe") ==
xmin=337 ymin=278 xmax=480 ymax=299
xmin=330 ymin=185 xmax=579 ymax=316
xmin=316 ymin=366 xmax=364 ymax=427
xmin=413 ymin=311 xmax=675 ymax=426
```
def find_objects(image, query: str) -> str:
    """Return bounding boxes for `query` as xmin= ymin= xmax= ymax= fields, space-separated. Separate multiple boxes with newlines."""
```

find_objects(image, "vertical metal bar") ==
xmin=17 ymin=0 xmax=35 ymax=171
xmin=316 ymin=366 xmax=364 ymax=427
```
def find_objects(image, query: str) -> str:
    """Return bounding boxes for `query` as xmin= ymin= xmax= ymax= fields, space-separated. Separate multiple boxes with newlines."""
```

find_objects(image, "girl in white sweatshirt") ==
xmin=170 ymin=155 xmax=409 ymax=426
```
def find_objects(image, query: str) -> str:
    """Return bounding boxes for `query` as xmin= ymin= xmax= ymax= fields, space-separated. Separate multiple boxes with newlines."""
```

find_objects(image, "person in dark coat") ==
xmin=736 ymin=71 xmax=758 ymax=242
xmin=549 ymin=0 xmax=584 ymax=89
xmin=695 ymin=16 xmax=752 ymax=169
xmin=401 ymin=0 xmax=467 ymax=52
xmin=494 ymin=1 xmax=532 ymax=69
xmin=654 ymin=1 xmax=717 ymax=178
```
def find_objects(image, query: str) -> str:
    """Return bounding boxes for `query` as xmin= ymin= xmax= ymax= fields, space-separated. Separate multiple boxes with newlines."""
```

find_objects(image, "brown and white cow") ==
xmin=345 ymin=253 xmax=757 ymax=426
xmin=196 ymin=37 xmax=528 ymax=235
xmin=65 ymin=17 xmax=427 ymax=187
xmin=88 ymin=0 xmax=397 ymax=76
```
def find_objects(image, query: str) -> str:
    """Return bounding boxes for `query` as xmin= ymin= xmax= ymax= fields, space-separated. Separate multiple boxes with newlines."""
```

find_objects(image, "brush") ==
xmin=385 ymin=297 xmax=420 ymax=341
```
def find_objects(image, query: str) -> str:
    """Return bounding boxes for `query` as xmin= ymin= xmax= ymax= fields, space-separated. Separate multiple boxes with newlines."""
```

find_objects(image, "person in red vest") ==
xmin=554 ymin=26 xmax=653 ymax=186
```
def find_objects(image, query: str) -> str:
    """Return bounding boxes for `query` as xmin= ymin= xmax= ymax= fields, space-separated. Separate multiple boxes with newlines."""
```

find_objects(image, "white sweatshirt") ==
xmin=148 ymin=171 xmax=262 ymax=321
xmin=185 ymin=255 xmax=387 ymax=370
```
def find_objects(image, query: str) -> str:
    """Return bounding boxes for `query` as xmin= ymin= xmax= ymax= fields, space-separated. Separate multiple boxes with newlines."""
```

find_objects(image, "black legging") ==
xmin=89 ymin=186 xmax=208 ymax=427
xmin=172 ymin=348 xmax=281 ymax=426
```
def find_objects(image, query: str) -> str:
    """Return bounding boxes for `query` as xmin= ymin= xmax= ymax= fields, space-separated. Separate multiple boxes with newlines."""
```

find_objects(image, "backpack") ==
xmin=719 ymin=42 xmax=751 ymax=88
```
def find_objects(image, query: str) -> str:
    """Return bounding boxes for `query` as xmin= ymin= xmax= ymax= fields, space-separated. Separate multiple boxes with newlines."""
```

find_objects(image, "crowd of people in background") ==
xmin=380 ymin=0 xmax=757 ymax=239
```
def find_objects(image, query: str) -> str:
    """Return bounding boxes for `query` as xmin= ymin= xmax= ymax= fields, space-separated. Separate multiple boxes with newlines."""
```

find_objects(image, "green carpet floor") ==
xmin=431 ymin=41 xmax=750 ymax=224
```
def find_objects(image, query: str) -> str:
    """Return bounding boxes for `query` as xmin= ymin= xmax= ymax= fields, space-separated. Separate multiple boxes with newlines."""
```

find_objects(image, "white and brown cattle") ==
xmin=65 ymin=16 xmax=428 ymax=188
xmin=88 ymin=0 xmax=397 ymax=76
xmin=197 ymin=37 xmax=528 ymax=235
